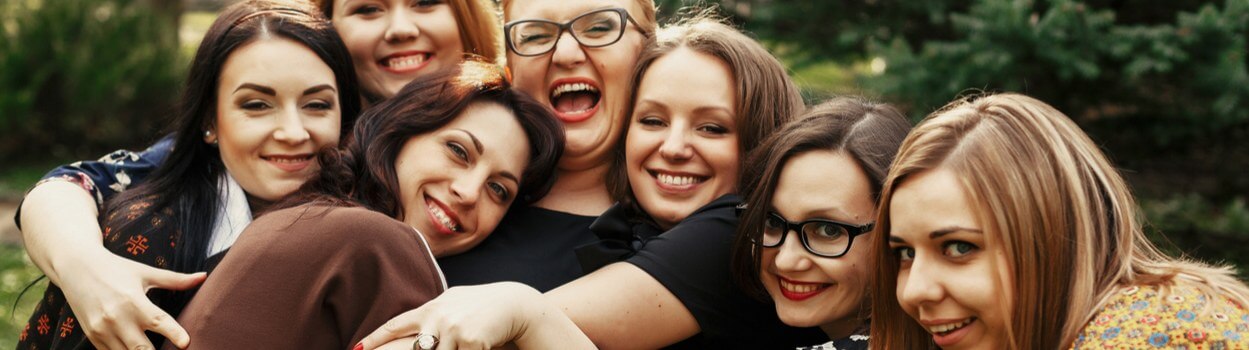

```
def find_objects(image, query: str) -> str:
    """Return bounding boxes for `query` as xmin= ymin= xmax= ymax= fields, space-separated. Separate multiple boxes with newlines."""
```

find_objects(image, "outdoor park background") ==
xmin=1 ymin=0 xmax=1246 ymax=343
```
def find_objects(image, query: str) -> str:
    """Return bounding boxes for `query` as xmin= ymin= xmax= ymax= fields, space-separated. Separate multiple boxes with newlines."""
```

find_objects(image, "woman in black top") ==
xmin=730 ymin=98 xmax=912 ymax=349
xmin=358 ymin=17 xmax=825 ymax=349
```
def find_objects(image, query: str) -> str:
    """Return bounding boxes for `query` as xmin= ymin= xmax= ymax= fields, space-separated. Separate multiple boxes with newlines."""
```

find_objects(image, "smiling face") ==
xmin=625 ymin=47 xmax=738 ymax=229
xmin=332 ymin=0 xmax=464 ymax=99
xmin=760 ymin=150 xmax=875 ymax=338
xmin=395 ymin=102 xmax=530 ymax=257
xmin=504 ymin=0 xmax=647 ymax=170
xmin=214 ymin=38 xmax=341 ymax=204
xmin=888 ymin=168 xmax=1012 ymax=349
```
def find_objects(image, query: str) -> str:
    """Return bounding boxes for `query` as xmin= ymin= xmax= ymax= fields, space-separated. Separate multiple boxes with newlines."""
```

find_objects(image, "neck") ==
xmin=532 ymin=163 xmax=613 ymax=216
xmin=245 ymin=194 xmax=271 ymax=217
xmin=819 ymin=316 xmax=866 ymax=340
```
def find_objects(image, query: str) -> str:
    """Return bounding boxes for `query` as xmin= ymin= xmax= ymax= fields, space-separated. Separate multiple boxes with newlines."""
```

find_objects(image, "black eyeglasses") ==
xmin=504 ymin=8 xmax=645 ymax=57
xmin=760 ymin=211 xmax=874 ymax=258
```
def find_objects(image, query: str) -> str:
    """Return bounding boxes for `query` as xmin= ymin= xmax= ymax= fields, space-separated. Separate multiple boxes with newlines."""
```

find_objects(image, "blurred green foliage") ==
xmin=0 ymin=0 xmax=183 ymax=163
xmin=1143 ymin=195 xmax=1249 ymax=276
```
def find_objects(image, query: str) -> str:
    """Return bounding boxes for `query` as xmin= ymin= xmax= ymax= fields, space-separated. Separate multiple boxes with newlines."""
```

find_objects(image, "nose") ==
xmin=771 ymin=230 xmax=812 ymax=272
xmin=897 ymin=254 xmax=945 ymax=308
xmin=551 ymin=30 xmax=587 ymax=69
xmin=658 ymin=127 xmax=694 ymax=161
xmin=272 ymin=108 xmax=311 ymax=145
xmin=448 ymin=169 xmax=487 ymax=207
xmin=383 ymin=8 xmax=419 ymax=43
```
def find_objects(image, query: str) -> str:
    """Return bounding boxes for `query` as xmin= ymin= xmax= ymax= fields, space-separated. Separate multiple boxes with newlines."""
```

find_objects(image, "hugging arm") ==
xmin=19 ymin=137 xmax=204 ymax=350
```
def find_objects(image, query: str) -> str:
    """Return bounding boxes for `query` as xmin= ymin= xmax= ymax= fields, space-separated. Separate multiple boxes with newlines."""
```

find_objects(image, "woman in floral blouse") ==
xmin=869 ymin=93 xmax=1249 ymax=349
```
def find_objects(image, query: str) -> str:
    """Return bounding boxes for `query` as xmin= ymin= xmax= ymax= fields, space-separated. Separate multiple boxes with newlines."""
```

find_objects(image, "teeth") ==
xmin=656 ymin=173 xmax=704 ymax=186
xmin=550 ymin=82 xmax=599 ymax=98
xmin=779 ymin=279 xmax=825 ymax=294
xmin=387 ymin=54 xmax=427 ymax=69
xmin=427 ymin=202 xmax=460 ymax=232
xmin=926 ymin=318 xmax=973 ymax=334
xmin=266 ymin=156 xmax=310 ymax=163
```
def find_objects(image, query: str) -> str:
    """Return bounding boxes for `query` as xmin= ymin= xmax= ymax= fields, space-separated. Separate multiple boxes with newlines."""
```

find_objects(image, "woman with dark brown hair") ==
xmin=162 ymin=61 xmax=567 ymax=349
xmin=730 ymin=98 xmax=911 ymax=349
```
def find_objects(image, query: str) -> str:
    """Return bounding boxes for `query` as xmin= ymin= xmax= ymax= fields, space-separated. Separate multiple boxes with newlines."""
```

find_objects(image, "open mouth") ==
xmin=262 ymin=154 xmax=314 ymax=172
xmin=777 ymin=277 xmax=830 ymax=301
xmin=379 ymin=52 xmax=431 ymax=73
xmin=649 ymin=170 xmax=707 ymax=190
xmin=548 ymin=79 xmax=601 ymax=123
xmin=927 ymin=317 xmax=975 ymax=337
xmin=424 ymin=195 xmax=462 ymax=235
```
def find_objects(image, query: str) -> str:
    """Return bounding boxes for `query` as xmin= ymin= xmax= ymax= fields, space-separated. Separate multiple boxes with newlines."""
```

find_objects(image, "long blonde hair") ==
xmin=869 ymin=93 xmax=1249 ymax=349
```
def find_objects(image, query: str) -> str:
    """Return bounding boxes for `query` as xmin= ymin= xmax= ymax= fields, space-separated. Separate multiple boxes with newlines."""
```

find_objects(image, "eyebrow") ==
xmin=888 ymin=226 xmax=983 ymax=243
xmin=454 ymin=129 xmax=484 ymax=155
xmin=303 ymin=84 xmax=336 ymax=96
xmin=930 ymin=226 xmax=983 ymax=239
xmin=234 ymin=83 xmax=276 ymax=96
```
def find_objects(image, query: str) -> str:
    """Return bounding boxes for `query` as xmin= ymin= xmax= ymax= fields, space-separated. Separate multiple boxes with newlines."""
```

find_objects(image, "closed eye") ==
xmin=304 ymin=100 xmax=333 ymax=111
xmin=350 ymin=4 xmax=382 ymax=16
xmin=638 ymin=116 xmax=666 ymax=127
xmin=696 ymin=123 xmax=729 ymax=135
xmin=241 ymin=100 xmax=271 ymax=111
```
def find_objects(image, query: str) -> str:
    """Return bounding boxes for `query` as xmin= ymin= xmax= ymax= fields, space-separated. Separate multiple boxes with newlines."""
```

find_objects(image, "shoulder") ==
xmin=252 ymin=205 xmax=414 ymax=243
xmin=1073 ymin=283 xmax=1249 ymax=349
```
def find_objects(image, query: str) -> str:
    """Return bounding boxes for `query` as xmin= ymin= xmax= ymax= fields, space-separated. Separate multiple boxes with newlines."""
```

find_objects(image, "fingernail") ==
xmin=352 ymin=343 xmax=363 ymax=350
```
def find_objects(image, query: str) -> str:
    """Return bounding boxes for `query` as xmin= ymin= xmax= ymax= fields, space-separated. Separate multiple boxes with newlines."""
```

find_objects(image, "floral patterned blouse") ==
xmin=16 ymin=135 xmax=171 ymax=226
xmin=1072 ymin=283 xmax=1249 ymax=349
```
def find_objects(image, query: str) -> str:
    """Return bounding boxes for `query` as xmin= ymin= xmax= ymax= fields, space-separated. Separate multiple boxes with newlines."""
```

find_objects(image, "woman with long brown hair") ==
xmin=872 ymin=93 xmax=1249 ymax=349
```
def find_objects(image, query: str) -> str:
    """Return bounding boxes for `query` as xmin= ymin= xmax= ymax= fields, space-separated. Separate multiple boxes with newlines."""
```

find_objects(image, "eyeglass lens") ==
xmin=508 ymin=9 xmax=626 ymax=56
xmin=761 ymin=214 xmax=853 ymax=256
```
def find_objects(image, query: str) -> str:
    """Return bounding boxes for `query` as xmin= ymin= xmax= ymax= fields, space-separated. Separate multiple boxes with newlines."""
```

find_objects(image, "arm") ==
xmin=549 ymin=263 xmax=699 ymax=348
xmin=360 ymin=282 xmax=596 ymax=350
xmin=18 ymin=137 xmax=202 ymax=350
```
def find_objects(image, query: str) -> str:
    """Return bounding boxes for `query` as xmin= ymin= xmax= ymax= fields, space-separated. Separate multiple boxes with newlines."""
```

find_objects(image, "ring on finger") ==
xmin=413 ymin=333 xmax=439 ymax=350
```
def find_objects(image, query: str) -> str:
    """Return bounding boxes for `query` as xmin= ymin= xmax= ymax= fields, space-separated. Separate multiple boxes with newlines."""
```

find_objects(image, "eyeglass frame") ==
xmin=749 ymin=207 xmax=874 ymax=258
xmin=503 ymin=8 xmax=646 ymax=57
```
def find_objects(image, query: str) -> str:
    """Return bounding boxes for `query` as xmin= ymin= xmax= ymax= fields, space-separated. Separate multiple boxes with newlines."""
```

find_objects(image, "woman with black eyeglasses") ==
xmin=731 ymin=98 xmax=912 ymax=350
xmin=438 ymin=0 xmax=657 ymax=292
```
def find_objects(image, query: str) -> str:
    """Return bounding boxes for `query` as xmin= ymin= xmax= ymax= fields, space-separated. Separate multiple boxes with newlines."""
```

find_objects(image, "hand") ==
xmin=56 ymin=249 xmax=206 ymax=350
xmin=358 ymin=282 xmax=541 ymax=350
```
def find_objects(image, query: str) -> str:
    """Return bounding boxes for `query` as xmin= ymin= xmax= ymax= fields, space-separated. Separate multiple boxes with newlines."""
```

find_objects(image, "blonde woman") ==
xmin=871 ymin=93 xmax=1249 ymax=349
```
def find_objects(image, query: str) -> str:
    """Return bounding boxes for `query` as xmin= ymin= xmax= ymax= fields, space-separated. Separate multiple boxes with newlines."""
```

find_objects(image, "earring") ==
xmin=204 ymin=130 xmax=218 ymax=145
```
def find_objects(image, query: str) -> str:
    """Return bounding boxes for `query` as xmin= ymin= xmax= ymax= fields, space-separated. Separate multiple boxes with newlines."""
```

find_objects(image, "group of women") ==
xmin=14 ymin=0 xmax=1249 ymax=349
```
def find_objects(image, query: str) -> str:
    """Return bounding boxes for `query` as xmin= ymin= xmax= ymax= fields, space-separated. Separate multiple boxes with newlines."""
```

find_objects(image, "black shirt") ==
xmin=438 ymin=204 xmax=599 ymax=292
xmin=579 ymin=194 xmax=826 ymax=348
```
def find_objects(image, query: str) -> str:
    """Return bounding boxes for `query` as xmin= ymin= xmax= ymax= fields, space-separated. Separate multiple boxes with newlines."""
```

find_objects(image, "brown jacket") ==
xmin=168 ymin=205 xmax=444 ymax=349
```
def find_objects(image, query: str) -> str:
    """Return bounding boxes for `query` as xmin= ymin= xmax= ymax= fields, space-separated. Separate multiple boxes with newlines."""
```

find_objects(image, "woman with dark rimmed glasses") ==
xmin=437 ymin=0 xmax=656 ymax=293
xmin=731 ymin=97 xmax=912 ymax=350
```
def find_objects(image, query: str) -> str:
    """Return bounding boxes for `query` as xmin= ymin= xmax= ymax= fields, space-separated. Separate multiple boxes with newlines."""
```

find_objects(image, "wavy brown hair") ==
xmin=273 ymin=61 xmax=564 ymax=219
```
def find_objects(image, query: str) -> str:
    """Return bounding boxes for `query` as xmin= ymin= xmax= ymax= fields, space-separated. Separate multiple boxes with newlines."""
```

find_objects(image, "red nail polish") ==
xmin=352 ymin=343 xmax=363 ymax=350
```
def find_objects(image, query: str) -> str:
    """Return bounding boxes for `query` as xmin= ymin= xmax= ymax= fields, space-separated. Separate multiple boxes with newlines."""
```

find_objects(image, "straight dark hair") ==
xmin=274 ymin=60 xmax=565 ymax=218
xmin=100 ymin=0 xmax=359 ymax=315
xmin=730 ymin=97 xmax=911 ymax=300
